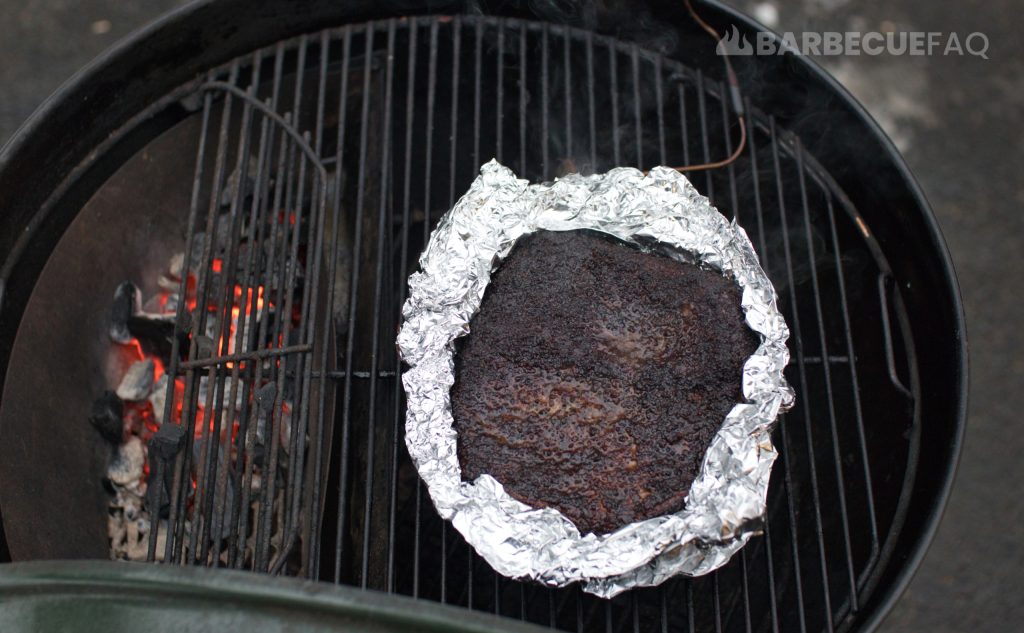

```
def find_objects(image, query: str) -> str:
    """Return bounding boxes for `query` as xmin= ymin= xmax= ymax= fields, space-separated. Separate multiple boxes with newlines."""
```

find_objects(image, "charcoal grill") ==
xmin=0 ymin=1 xmax=966 ymax=632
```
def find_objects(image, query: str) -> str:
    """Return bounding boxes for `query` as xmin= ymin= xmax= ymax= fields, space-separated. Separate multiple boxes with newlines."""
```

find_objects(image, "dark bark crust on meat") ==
xmin=452 ymin=230 xmax=758 ymax=535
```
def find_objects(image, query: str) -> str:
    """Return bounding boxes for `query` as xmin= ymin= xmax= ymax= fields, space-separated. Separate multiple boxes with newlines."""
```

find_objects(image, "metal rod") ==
xmin=176 ymin=344 xmax=312 ymax=370
xmin=496 ymin=21 xmax=505 ymax=163
xmin=655 ymin=56 xmax=666 ymax=165
xmin=631 ymin=44 xmax=642 ymax=169
xmin=585 ymin=31 xmax=597 ymax=171
xmin=541 ymin=22 xmax=550 ymax=176
xmin=411 ymin=18 xmax=440 ymax=598
xmin=330 ymin=23 xmax=354 ymax=584
xmin=694 ymin=70 xmax=714 ymax=198
xmin=359 ymin=17 xmax=396 ymax=589
xmin=563 ymin=30 xmax=572 ymax=162
xmin=609 ymin=44 xmax=620 ymax=166
xmin=303 ymin=26 xmax=335 ymax=580
xmin=386 ymin=16 xmax=418 ymax=594
xmin=519 ymin=24 xmax=527 ymax=176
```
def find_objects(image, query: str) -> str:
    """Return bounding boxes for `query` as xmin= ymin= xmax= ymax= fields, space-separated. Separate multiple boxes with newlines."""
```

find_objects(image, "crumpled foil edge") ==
xmin=397 ymin=160 xmax=795 ymax=598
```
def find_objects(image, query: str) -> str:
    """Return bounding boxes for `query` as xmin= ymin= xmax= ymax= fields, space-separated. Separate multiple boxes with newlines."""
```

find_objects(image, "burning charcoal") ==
xmin=229 ymin=309 xmax=262 ymax=358
xmin=124 ymin=515 xmax=143 ymax=556
xmin=255 ymin=408 xmax=269 ymax=446
xmin=164 ymin=294 xmax=180 ymax=315
xmin=255 ymin=383 xmax=277 ymax=412
xmin=265 ymin=260 xmax=305 ymax=295
xmin=191 ymin=214 xmax=236 ymax=266
xmin=182 ymin=313 xmax=218 ymax=349
xmin=110 ymin=281 xmax=141 ymax=344
xmin=203 ymin=314 xmax=220 ymax=340
xmin=108 ymin=512 xmax=127 ymax=552
xmin=282 ymin=257 xmax=305 ymax=285
xmin=125 ymin=505 xmax=138 ymax=523
xmin=89 ymin=390 xmax=124 ymax=444
xmin=142 ymin=292 xmax=178 ymax=320
xmin=150 ymin=421 xmax=186 ymax=461
xmin=149 ymin=374 xmax=169 ymax=426
xmin=169 ymin=252 xmax=185 ymax=278
xmin=114 ymin=488 xmax=143 ymax=520
xmin=221 ymin=161 xmax=260 ymax=207
xmin=234 ymin=242 xmax=265 ymax=274
xmin=126 ymin=519 xmax=166 ymax=562
xmin=116 ymin=359 xmax=155 ymax=401
xmin=254 ymin=402 xmax=293 ymax=453
xmin=158 ymin=274 xmax=182 ymax=293
xmin=197 ymin=376 xmax=244 ymax=411
xmin=107 ymin=436 xmax=145 ymax=486
xmin=209 ymin=473 xmax=239 ymax=540
xmin=196 ymin=376 xmax=213 ymax=408
xmin=126 ymin=315 xmax=176 ymax=360
xmin=194 ymin=335 xmax=215 ymax=359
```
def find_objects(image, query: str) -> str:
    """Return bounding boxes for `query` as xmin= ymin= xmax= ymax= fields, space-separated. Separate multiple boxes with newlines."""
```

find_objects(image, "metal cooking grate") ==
xmin=160 ymin=15 xmax=919 ymax=633
xmin=146 ymin=79 xmax=337 ymax=574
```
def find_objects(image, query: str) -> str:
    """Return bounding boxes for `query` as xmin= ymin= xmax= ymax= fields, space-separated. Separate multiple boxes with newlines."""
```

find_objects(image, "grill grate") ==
xmin=156 ymin=15 xmax=919 ymax=632
xmin=146 ymin=71 xmax=337 ymax=574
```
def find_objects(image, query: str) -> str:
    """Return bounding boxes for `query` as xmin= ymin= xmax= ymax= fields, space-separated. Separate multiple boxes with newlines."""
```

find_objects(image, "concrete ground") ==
xmin=1 ymin=1 xmax=1020 ymax=631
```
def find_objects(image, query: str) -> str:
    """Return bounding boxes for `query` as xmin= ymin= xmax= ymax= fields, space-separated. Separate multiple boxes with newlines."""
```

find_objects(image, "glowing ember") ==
xmin=102 ymin=242 xmax=297 ymax=565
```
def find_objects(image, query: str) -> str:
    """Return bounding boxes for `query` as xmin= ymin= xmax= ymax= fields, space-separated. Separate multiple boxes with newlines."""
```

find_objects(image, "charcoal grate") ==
xmin=146 ymin=74 xmax=337 ymax=575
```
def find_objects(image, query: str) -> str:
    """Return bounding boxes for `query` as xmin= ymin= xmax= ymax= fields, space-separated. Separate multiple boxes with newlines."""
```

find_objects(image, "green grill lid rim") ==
xmin=0 ymin=560 xmax=552 ymax=633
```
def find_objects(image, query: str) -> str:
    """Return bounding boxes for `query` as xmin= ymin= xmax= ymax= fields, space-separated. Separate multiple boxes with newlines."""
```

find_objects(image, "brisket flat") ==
xmin=452 ymin=230 xmax=758 ymax=534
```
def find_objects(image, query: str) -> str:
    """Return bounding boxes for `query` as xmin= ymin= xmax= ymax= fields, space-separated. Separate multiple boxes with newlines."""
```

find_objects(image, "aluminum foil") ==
xmin=397 ymin=160 xmax=794 ymax=598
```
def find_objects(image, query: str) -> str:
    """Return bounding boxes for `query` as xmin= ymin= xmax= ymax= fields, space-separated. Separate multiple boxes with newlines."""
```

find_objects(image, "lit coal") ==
xmin=190 ymin=214 xmax=236 ymax=267
xmin=142 ymin=291 xmax=178 ymax=319
xmin=220 ymin=162 xmax=262 ymax=207
xmin=197 ymin=375 xmax=245 ymax=411
xmin=89 ymin=391 xmax=124 ymax=445
xmin=148 ymin=374 xmax=168 ymax=426
xmin=107 ymin=436 xmax=145 ymax=487
xmin=116 ymin=359 xmax=155 ymax=401
xmin=97 ymin=231 xmax=304 ymax=565
xmin=126 ymin=315 xmax=178 ymax=361
xmin=255 ymin=400 xmax=293 ymax=454
xmin=109 ymin=281 xmax=141 ymax=344
xmin=168 ymin=252 xmax=185 ymax=278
